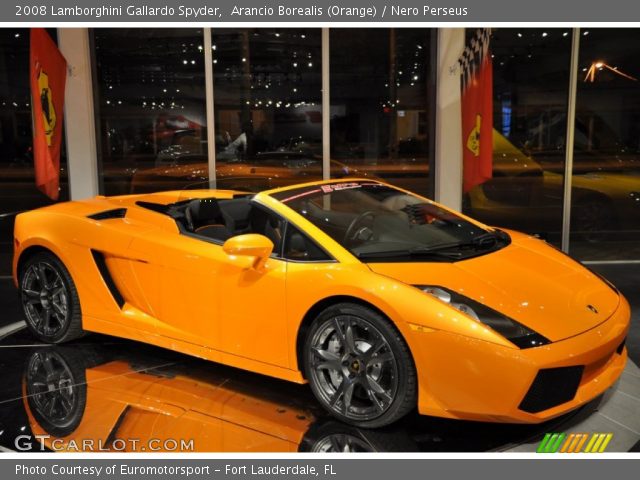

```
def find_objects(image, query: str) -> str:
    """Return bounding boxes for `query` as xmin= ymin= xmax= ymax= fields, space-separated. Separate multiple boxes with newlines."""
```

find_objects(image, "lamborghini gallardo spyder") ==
xmin=12 ymin=179 xmax=630 ymax=427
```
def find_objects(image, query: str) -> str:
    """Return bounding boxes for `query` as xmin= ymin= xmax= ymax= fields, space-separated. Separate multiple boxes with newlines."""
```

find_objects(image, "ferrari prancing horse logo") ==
xmin=466 ymin=114 xmax=481 ymax=157
xmin=36 ymin=67 xmax=56 ymax=146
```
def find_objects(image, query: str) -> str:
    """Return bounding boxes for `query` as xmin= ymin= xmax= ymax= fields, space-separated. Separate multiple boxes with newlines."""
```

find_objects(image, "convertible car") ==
xmin=12 ymin=179 xmax=629 ymax=427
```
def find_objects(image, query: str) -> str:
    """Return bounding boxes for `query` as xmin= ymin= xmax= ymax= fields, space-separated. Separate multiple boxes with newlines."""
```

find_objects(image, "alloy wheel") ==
xmin=21 ymin=262 xmax=69 ymax=337
xmin=26 ymin=351 xmax=79 ymax=428
xmin=311 ymin=433 xmax=374 ymax=452
xmin=308 ymin=315 xmax=399 ymax=422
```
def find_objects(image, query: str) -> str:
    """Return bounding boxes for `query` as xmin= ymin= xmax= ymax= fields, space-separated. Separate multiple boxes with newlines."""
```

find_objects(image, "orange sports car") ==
xmin=12 ymin=179 xmax=629 ymax=427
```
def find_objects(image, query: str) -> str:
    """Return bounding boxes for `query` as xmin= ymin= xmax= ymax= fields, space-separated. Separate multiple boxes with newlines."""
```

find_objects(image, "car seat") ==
xmin=186 ymin=198 xmax=233 ymax=241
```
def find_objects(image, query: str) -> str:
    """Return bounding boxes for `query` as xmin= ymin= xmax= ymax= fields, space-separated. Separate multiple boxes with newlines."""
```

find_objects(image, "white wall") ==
xmin=434 ymin=28 xmax=464 ymax=210
xmin=58 ymin=28 xmax=99 ymax=200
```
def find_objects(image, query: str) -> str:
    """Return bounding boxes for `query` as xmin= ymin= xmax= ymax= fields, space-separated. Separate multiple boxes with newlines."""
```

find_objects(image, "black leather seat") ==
xmin=186 ymin=198 xmax=233 ymax=241
xmin=248 ymin=206 xmax=282 ymax=250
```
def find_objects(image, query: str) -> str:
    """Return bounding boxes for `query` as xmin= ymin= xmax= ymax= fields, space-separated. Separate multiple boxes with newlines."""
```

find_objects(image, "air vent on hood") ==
xmin=88 ymin=208 xmax=127 ymax=220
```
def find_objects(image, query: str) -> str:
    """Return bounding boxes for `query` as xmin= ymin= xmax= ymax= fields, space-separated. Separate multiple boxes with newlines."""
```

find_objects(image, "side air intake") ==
xmin=88 ymin=208 xmax=127 ymax=220
xmin=90 ymin=250 xmax=125 ymax=308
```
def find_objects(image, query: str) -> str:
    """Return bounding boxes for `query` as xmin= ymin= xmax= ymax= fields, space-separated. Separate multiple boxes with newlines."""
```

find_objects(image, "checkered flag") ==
xmin=459 ymin=28 xmax=492 ymax=92
xmin=458 ymin=28 xmax=493 ymax=193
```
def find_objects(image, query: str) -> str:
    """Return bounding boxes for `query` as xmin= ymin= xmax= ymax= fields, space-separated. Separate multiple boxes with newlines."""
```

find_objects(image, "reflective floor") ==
xmin=0 ymin=263 xmax=638 ymax=453
xmin=0 ymin=329 xmax=625 ymax=453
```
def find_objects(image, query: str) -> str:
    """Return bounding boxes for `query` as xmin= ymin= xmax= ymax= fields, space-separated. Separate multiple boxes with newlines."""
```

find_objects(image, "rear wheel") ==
xmin=303 ymin=303 xmax=416 ymax=428
xmin=20 ymin=252 xmax=84 ymax=343
xmin=25 ymin=348 xmax=87 ymax=437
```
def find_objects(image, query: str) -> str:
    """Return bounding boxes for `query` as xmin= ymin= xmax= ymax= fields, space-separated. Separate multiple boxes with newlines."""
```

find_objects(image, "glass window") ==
xmin=211 ymin=29 xmax=322 ymax=192
xmin=569 ymin=29 xmax=640 ymax=260
xmin=462 ymin=28 xmax=572 ymax=246
xmin=272 ymin=181 xmax=506 ymax=262
xmin=283 ymin=223 xmax=331 ymax=261
xmin=0 ymin=29 xmax=69 ymax=275
xmin=93 ymin=29 xmax=207 ymax=195
xmin=245 ymin=203 xmax=285 ymax=254
xmin=330 ymin=29 xmax=435 ymax=198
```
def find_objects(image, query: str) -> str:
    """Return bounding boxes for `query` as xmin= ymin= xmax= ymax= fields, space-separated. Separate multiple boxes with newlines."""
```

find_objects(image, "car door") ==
xmin=215 ymin=204 xmax=288 ymax=368
xmin=129 ymin=203 xmax=289 ymax=368
xmin=129 ymin=231 xmax=228 ymax=348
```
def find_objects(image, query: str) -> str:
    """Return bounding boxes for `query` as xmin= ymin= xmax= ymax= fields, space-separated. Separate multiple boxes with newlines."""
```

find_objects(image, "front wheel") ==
xmin=303 ymin=303 xmax=416 ymax=428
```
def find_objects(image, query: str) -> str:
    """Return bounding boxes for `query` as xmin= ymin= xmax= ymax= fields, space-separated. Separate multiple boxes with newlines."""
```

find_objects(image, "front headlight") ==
xmin=416 ymin=286 xmax=550 ymax=349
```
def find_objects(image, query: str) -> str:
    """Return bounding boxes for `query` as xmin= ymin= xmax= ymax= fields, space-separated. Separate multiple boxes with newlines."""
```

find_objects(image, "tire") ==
xmin=25 ymin=347 xmax=88 ymax=437
xmin=19 ymin=251 xmax=84 ymax=343
xmin=299 ymin=419 xmax=419 ymax=452
xmin=303 ymin=303 xmax=417 ymax=428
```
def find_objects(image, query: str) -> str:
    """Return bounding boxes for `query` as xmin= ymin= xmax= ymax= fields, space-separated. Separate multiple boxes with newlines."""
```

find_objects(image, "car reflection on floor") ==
xmin=0 ymin=330 xmax=598 ymax=453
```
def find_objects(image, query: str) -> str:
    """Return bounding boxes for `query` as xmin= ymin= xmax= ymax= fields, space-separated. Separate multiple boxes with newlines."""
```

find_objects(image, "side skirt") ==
xmin=81 ymin=314 xmax=307 ymax=385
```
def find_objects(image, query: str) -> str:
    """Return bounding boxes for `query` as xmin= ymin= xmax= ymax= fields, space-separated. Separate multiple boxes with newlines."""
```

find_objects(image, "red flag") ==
xmin=459 ymin=29 xmax=493 ymax=193
xmin=30 ymin=29 xmax=67 ymax=200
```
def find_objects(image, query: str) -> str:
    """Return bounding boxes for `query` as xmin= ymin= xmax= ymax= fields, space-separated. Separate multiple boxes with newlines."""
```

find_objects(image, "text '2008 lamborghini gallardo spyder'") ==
xmin=12 ymin=179 xmax=629 ymax=427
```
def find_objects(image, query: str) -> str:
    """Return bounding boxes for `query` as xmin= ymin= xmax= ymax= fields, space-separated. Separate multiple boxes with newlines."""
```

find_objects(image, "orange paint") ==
xmin=13 ymin=179 xmax=629 ymax=423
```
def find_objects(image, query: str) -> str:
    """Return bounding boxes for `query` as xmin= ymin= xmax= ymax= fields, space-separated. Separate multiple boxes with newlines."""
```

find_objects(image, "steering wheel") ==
xmin=343 ymin=211 xmax=377 ymax=244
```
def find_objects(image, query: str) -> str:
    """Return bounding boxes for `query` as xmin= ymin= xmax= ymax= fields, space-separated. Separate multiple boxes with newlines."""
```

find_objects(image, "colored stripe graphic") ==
xmin=537 ymin=433 xmax=613 ymax=453
xmin=537 ymin=433 xmax=566 ymax=453
xmin=584 ymin=433 xmax=613 ymax=453
xmin=591 ymin=434 xmax=606 ymax=452
xmin=598 ymin=433 xmax=613 ymax=453
xmin=584 ymin=433 xmax=599 ymax=453
xmin=561 ymin=433 xmax=587 ymax=453
xmin=560 ymin=434 xmax=574 ymax=453
xmin=537 ymin=433 xmax=553 ymax=453
xmin=550 ymin=433 xmax=566 ymax=453
xmin=574 ymin=433 xmax=589 ymax=453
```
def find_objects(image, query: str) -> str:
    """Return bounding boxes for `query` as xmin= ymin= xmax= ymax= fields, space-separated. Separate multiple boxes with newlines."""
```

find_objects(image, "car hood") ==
xmin=366 ymin=232 xmax=619 ymax=342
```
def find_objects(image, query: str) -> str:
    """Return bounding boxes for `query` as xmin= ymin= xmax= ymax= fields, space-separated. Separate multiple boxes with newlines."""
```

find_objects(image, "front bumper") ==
xmin=411 ymin=295 xmax=630 ymax=423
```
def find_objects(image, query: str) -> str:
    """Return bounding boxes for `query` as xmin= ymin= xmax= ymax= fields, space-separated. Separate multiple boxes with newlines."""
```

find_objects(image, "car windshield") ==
xmin=271 ymin=182 xmax=510 ymax=262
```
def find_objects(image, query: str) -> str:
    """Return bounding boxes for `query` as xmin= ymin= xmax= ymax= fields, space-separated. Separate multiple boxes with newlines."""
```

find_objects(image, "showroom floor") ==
xmin=0 ymin=264 xmax=638 ymax=452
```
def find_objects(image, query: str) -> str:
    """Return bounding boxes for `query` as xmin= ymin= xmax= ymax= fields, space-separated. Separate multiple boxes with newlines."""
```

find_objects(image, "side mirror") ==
xmin=222 ymin=234 xmax=274 ymax=269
